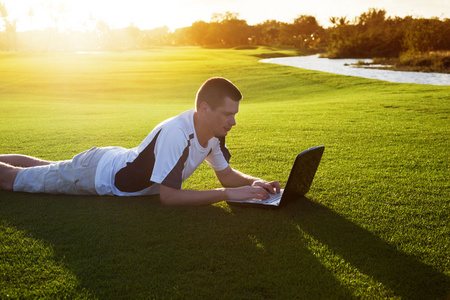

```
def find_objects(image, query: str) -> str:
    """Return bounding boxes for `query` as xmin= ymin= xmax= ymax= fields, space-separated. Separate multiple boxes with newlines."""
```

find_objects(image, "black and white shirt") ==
xmin=94 ymin=110 xmax=230 ymax=196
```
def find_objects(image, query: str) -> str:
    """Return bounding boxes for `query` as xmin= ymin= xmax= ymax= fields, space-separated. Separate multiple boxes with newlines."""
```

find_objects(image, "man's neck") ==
xmin=193 ymin=111 xmax=212 ymax=148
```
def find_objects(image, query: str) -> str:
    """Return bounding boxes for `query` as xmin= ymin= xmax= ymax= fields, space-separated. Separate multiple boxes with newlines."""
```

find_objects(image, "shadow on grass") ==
xmin=1 ymin=192 xmax=449 ymax=299
xmin=280 ymin=198 xmax=450 ymax=299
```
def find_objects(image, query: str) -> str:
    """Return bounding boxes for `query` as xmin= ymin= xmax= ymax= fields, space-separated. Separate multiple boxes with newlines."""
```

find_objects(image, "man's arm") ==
xmin=158 ymin=166 xmax=281 ymax=206
xmin=215 ymin=166 xmax=281 ymax=194
xmin=159 ymin=184 xmax=272 ymax=206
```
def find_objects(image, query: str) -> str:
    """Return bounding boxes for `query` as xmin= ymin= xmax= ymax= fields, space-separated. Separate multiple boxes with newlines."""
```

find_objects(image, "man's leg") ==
xmin=0 ymin=155 xmax=51 ymax=167
xmin=0 ymin=162 xmax=21 ymax=191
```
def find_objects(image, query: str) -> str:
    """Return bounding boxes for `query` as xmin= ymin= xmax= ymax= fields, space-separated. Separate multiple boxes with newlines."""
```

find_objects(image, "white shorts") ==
xmin=13 ymin=147 xmax=111 ymax=195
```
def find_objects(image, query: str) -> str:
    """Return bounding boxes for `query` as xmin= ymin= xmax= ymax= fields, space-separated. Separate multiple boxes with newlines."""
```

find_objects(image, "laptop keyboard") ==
xmin=227 ymin=190 xmax=284 ymax=206
xmin=262 ymin=192 xmax=282 ymax=204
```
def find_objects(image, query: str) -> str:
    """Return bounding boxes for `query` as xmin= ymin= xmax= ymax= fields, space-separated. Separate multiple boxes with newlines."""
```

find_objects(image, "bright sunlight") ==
xmin=3 ymin=0 xmax=448 ymax=32
xmin=3 ymin=0 xmax=194 ymax=32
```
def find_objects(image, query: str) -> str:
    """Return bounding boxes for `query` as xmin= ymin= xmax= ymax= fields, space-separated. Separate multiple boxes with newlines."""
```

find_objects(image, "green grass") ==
xmin=0 ymin=47 xmax=449 ymax=299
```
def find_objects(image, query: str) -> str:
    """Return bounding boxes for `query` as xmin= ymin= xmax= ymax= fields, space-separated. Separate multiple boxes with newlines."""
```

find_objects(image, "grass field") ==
xmin=0 ymin=47 xmax=449 ymax=299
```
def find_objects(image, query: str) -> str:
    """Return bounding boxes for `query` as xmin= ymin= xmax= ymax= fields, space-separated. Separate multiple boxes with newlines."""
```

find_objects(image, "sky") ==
xmin=2 ymin=0 xmax=449 ymax=32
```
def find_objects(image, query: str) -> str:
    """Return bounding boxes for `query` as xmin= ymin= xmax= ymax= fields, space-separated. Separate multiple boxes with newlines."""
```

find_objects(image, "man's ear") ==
xmin=198 ymin=101 xmax=211 ymax=115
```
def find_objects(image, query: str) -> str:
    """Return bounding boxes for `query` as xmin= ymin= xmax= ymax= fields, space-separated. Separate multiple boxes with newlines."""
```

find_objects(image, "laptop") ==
xmin=227 ymin=146 xmax=325 ymax=208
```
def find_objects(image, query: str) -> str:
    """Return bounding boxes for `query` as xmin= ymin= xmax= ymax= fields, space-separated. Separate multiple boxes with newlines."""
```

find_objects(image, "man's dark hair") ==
xmin=195 ymin=77 xmax=242 ymax=110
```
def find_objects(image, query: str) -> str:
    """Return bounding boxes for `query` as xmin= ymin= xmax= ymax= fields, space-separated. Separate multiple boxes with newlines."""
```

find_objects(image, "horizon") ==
xmin=1 ymin=0 xmax=449 ymax=32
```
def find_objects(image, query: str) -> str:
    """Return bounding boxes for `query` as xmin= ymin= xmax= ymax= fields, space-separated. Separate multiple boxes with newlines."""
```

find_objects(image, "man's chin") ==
xmin=215 ymin=132 xmax=228 ymax=138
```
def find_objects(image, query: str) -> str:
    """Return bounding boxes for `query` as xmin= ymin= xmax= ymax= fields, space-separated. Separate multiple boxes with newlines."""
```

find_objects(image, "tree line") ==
xmin=1 ymin=7 xmax=449 ymax=58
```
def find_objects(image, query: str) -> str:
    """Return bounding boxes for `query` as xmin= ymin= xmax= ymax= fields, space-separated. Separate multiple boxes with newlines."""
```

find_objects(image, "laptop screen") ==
xmin=284 ymin=146 xmax=324 ymax=198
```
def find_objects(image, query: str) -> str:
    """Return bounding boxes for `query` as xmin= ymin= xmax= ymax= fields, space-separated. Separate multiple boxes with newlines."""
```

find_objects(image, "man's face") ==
xmin=207 ymin=97 xmax=239 ymax=137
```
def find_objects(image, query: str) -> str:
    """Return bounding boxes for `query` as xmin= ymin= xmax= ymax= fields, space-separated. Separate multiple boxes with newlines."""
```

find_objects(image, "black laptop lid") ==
xmin=283 ymin=146 xmax=325 ymax=198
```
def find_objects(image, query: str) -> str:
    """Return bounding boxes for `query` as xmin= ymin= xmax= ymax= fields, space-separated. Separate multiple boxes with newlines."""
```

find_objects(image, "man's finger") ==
xmin=262 ymin=181 xmax=278 ymax=194
xmin=254 ymin=181 xmax=276 ymax=194
xmin=253 ymin=186 xmax=270 ymax=199
xmin=271 ymin=181 xmax=281 ymax=193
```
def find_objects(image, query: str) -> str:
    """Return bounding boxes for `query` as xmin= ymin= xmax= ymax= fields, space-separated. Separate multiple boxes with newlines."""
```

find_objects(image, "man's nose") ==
xmin=230 ymin=116 xmax=236 ymax=126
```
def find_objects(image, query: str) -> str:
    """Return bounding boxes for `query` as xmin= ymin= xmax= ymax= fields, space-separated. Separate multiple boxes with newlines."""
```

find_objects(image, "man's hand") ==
xmin=252 ymin=180 xmax=281 ymax=195
xmin=226 ymin=180 xmax=281 ymax=201
xmin=226 ymin=185 xmax=272 ymax=201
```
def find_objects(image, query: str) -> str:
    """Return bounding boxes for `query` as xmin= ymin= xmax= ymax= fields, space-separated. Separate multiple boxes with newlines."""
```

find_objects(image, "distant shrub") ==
xmin=234 ymin=45 xmax=259 ymax=50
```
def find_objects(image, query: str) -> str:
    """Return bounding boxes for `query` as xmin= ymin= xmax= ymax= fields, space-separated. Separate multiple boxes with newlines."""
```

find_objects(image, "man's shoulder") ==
xmin=137 ymin=110 xmax=194 ymax=152
xmin=160 ymin=110 xmax=194 ymax=136
xmin=172 ymin=109 xmax=195 ymax=124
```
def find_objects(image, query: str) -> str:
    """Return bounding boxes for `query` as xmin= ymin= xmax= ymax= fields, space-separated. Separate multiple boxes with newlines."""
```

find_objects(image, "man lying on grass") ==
xmin=0 ymin=77 xmax=280 ymax=205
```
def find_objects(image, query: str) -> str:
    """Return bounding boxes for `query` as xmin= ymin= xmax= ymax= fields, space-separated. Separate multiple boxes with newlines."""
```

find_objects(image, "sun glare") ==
xmin=4 ymin=0 xmax=194 ymax=32
xmin=3 ymin=0 xmax=448 ymax=33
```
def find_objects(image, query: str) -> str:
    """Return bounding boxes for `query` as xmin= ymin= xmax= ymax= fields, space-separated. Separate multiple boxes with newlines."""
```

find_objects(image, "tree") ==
xmin=95 ymin=20 xmax=110 ymax=49
xmin=403 ymin=18 xmax=449 ymax=53
xmin=220 ymin=17 xmax=250 ymax=46
xmin=142 ymin=26 xmax=170 ymax=46
xmin=208 ymin=12 xmax=251 ymax=46
xmin=253 ymin=20 xmax=283 ymax=45
xmin=211 ymin=11 xmax=239 ymax=22
xmin=327 ymin=9 xmax=405 ymax=58
xmin=280 ymin=15 xmax=324 ymax=50
xmin=186 ymin=12 xmax=251 ymax=47
xmin=0 ymin=1 xmax=17 ymax=51
xmin=124 ymin=23 xmax=142 ymax=48
xmin=189 ymin=21 xmax=213 ymax=45
xmin=0 ymin=1 xmax=7 ymax=25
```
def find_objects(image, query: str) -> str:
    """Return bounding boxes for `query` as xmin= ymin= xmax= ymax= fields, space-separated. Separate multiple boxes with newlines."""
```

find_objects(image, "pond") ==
xmin=260 ymin=55 xmax=450 ymax=86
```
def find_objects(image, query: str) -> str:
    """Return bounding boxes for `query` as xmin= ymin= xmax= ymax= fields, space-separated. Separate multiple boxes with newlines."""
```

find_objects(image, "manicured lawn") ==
xmin=0 ymin=47 xmax=449 ymax=299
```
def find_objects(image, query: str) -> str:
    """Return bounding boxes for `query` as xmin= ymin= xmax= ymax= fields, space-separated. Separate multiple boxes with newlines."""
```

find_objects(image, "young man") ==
xmin=0 ymin=77 xmax=280 ymax=205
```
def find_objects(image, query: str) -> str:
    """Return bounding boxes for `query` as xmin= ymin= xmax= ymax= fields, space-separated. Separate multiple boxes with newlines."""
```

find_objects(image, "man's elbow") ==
xmin=159 ymin=185 xmax=179 ymax=206
xmin=159 ymin=193 xmax=175 ymax=206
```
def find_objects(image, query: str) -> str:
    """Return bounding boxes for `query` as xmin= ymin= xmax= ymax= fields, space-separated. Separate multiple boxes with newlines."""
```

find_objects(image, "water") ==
xmin=260 ymin=55 xmax=450 ymax=86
